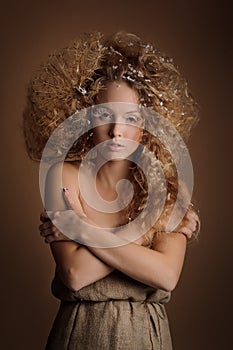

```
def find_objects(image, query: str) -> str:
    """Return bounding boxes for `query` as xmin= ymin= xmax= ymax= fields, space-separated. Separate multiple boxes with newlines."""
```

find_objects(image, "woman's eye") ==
xmin=92 ymin=107 xmax=113 ymax=122
xmin=100 ymin=112 xmax=113 ymax=121
xmin=126 ymin=116 xmax=137 ymax=123
xmin=125 ymin=115 xmax=141 ymax=124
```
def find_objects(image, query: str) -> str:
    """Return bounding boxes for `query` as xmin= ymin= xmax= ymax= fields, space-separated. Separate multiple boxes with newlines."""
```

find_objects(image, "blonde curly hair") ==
xmin=23 ymin=31 xmax=200 ymax=246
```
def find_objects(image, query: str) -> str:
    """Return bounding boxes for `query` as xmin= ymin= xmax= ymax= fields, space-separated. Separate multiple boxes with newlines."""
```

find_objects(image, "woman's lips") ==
xmin=108 ymin=142 xmax=125 ymax=151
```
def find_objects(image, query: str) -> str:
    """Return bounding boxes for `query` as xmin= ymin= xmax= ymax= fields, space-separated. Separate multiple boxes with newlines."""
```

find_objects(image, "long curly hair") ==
xmin=23 ymin=31 xmax=200 ymax=246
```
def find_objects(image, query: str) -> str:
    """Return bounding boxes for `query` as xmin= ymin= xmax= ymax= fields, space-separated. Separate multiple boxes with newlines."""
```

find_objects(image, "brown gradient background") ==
xmin=1 ymin=0 xmax=232 ymax=349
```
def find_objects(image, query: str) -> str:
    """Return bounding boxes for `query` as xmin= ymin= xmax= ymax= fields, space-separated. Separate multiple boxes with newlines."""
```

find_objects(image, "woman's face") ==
xmin=91 ymin=81 xmax=142 ymax=160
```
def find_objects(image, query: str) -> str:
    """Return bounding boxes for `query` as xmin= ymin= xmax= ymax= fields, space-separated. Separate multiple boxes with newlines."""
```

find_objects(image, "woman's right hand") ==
xmin=39 ymin=188 xmax=99 ymax=245
xmin=39 ymin=213 xmax=73 ymax=244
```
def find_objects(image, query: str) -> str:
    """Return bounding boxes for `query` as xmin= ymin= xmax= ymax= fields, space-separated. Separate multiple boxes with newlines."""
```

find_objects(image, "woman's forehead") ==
xmin=96 ymin=81 xmax=139 ymax=104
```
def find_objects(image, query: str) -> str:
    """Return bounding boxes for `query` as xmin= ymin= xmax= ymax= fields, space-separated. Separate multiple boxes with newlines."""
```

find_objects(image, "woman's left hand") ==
xmin=174 ymin=205 xmax=200 ymax=239
xmin=155 ymin=203 xmax=200 ymax=240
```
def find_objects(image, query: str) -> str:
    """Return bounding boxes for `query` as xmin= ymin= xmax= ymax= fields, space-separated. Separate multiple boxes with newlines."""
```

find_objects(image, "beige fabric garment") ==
xmin=46 ymin=269 xmax=173 ymax=350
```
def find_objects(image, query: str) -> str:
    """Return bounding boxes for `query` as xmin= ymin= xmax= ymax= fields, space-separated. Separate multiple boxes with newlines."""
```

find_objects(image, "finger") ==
xmin=40 ymin=211 xmax=50 ymax=222
xmin=44 ymin=233 xmax=71 ymax=243
xmin=180 ymin=214 xmax=196 ymax=227
xmin=40 ymin=228 xmax=53 ymax=237
xmin=45 ymin=235 xmax=55 ymax=244
xmin=40 ymin=225 xmax=58 ymax=237
xmin=185 ymin=211 xmax=200 ymax=229
xmin=38 ymin=221 xmax=56 ymax=233
xmin=63 ymin=189 xmax=80 ymax=212
xmin=63 ymin=188 xmax=87 ymax=218
xmin=43 ymin=229 xmax=60 ymax=238
xmin=63 ymin=188 xmax=72 ymax=207
xmin=175 ymin=218 xmax=192 ymax=234
xmin=38 ymin=221 xmax=53 ymax=231
xmin=177 ymin=227 xmax=193 ymax=239
xmin=185 ymin=221 xmax=197 ymax=233
xmin=183 ymin=217 xmax=199 ymax=234
xmin=186 ymin=210 xmax=199 ymax=220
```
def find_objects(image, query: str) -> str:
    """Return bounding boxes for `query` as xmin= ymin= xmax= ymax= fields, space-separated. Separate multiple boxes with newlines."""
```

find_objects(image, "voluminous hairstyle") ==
xmin=23 ymin=31 xmax=200 ymax=245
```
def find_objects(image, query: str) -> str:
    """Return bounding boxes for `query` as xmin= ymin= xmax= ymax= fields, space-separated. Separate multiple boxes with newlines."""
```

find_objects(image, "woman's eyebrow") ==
xmin=92 ymin=105 xmax=113 ymax=113
xmin=124 ymin=110 xmax=141 ymax=115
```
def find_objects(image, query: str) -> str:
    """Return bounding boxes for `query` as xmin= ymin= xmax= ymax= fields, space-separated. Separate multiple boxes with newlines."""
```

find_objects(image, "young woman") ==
xmin=23 ymin=32 xmax=200 ymax=349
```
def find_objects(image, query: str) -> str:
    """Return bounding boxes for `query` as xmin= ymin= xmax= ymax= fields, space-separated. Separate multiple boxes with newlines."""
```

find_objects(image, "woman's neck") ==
xmin=95 ymin=159 xmax=132 ymax=190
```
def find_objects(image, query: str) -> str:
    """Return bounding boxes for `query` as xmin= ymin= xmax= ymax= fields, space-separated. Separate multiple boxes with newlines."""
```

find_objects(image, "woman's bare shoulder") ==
xmin=48 ymin=161 xmax=80 ymax=175
xmin=46 ymin=161 xmax=81 ymax=189
xmin=45 ymin=161 xmax=81 ymax=210
xmin=48 ymin=160 xmax=95 ymax=189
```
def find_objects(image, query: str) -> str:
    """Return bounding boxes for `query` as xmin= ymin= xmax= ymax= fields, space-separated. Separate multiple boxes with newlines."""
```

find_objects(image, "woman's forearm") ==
xmin=50 ymin=242 xmax=114 ymax=291
xmin=51 ymin=212 xmax=187 ymax=292
xmin=87 ymin=232 xmax=187 ymax=292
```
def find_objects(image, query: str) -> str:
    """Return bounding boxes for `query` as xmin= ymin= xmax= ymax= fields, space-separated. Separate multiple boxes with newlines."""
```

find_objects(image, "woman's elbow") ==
xmin=151 ymin=269 xmax=180 ymax=292
xmin=59 ymin=267 xmax=84 ymax=292
xmin=161 ymin=278 xmax=178 ymax=292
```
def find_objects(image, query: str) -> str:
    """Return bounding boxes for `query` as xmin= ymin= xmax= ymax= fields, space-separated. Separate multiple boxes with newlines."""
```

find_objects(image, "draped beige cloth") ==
xmin=46 ymin=269 xmax=173 ymax=350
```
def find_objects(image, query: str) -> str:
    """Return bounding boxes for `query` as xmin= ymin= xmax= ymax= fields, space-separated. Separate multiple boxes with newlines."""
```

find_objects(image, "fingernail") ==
xmin=63 ymin=187 xmax=69 ymax=193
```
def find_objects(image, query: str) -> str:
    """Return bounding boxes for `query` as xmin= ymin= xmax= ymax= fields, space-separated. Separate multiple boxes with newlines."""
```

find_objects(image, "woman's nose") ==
xmin=109 ymin=123 xmax=124 ymax=138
